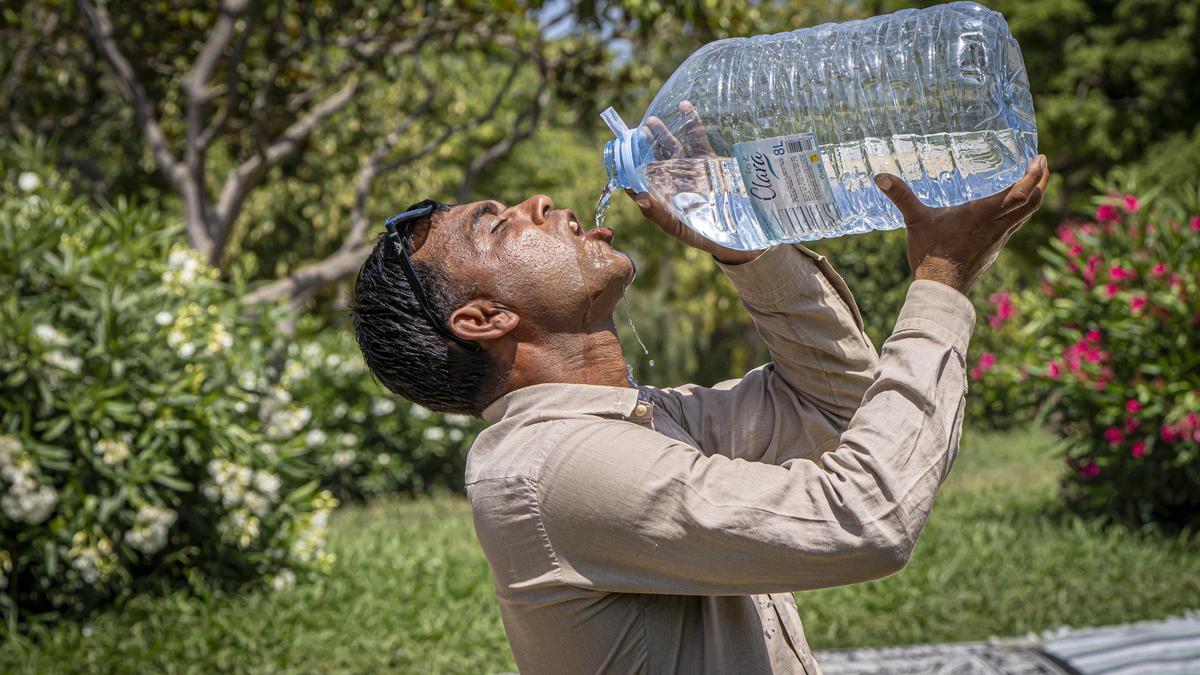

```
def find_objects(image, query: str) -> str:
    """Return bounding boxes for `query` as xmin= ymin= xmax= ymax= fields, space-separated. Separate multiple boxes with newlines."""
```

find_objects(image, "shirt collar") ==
xmin=482 ymin=382 xmax=643 ymax=424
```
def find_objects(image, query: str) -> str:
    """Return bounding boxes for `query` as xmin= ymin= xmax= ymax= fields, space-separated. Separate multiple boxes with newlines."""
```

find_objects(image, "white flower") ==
xmin=301 ymin=343 xmax=322 ymax=360
xmin=332 ymin=450 xmax=355 ymax=468
xmin=422 ymin=427 xmax=446 ymax=442
xmin=305 ymin=429 xmax=328 ymax=448
xmin=123 ymin=505 xmax=177 ymax=554
xmin=18 ymin=171 xmax=40 ymax=192
xmin=42 ymin=350 xmax=82 ymax=374
xmin=233 ymin=401 xmax=248 ymax=414
xmin=332 ymin=404 xmax=348 ymax=419
xmin=324 ymin=354 xmax=342 ymax=369
xmin=238 ymin=371 xmax=260 ymax=390
xmin=177 ymin=342 xmax=196 ymax=358
xmin=443 ymin=414 xmax=472 ymax=427
xmin=371 ymin=398 xmax=396 ymax=416
xmin=449 ymin=429 xmax=464 ymax=443
xmin=338 ymin=433 xmax=358 ymax=446
xmin=166 ymin=329 xmax=187 ymax=349
xmin=138 ymin=399 xmax=157 ymax=416
xmin=96 ymin=438 xmax=130 ymax=465
xmin=162 ymin=246 xmax=207 ymax=287
xmin=70 ymin=533 xmax=117 ymax=584
xmin=270 ymin=567 xmax=297 ymax=591
xmin=243 ymin=491 xmax=269 ymax=517
xmin=410 ymin=405 xmax=432 ymax=420
xmin=350 ymin=410 xmax=366 ymax=423
xmin=252 ymin=470 xmax=281 ymax=499
xmin=154 ymin=311 xmax=173 ymax=326
xmin=377 ymin=453 xmax=391 ymax=466
xmin=34 ymin=324 xmax=70 ymax=347
xmin=1 ymin=482 xmax=58 ymax=525
xmin=258 ymin=443 xmax=277 ymax=459
xmin=206 ymin=324 xmax=233 ymax=354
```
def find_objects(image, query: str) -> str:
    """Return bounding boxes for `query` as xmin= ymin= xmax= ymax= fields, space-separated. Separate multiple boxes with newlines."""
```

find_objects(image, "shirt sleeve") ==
xmin=645 ymin=244 xmax=879 ymax=464
xmin=537 ymin=280 xmax=975 ymax=596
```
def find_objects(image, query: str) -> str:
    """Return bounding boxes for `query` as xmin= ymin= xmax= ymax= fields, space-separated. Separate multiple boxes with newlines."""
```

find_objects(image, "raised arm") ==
xmin=536 ymin=156 xmax=1049 ymax=596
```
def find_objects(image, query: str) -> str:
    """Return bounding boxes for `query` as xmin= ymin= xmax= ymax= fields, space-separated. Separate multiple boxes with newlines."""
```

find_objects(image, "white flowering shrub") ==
xmin=0 ymin=155 xmax=336 ymax=621
xmin=281 ymin=328 xmax=483 ymax=501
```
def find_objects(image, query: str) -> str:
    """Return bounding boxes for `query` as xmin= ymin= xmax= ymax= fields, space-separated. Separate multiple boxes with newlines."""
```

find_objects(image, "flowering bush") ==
xmin=280 ymin=328 xmax=483 ymax=502
xmin=974 ymin=185 xmax=1200 ymax=529
xmin=0 ymin=158 xmax=336 ymax=621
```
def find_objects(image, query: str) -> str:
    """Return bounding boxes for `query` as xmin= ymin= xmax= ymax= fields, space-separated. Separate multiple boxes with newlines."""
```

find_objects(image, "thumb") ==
xmin=874 ymin=174 xmax=927 ymax=224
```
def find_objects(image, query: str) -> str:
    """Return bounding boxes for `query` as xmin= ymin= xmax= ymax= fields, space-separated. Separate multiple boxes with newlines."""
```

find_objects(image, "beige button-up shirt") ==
xmin=467 ymin=244 xmax=976 ymax=674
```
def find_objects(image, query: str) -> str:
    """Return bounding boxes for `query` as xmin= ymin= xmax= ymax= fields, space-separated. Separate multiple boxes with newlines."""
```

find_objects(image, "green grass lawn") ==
xmin=3 ymin=427 xmax=1198 ymax=674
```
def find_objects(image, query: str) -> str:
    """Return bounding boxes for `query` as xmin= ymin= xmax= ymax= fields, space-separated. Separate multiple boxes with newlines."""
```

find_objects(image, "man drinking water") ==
xmin=351 ymin=115 xmax=1049 ymax=672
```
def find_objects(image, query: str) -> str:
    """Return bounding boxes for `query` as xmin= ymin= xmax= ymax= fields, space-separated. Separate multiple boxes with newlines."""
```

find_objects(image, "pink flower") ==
xmin=1096 ymin=204 xmax=1121 ymax=222
xmin=970 ymin=352 xmax=996 ymax=380
xmin=1122 ymin=195 xmax=1140 ymax=213
xmin=1105 ymin=283 xmax=1119 ymax=299
xmin=1069 ymin=244 xmax=1084 ymax=257
xmin=1190 ymin=216 xmax=1200 ymax=232
xmin=1047 ymin=360 xmax=1062 ymax=380
xmin=1083 ymin=255 xmax=1103 ymax=286
xmin=1125 ymin=399 xmax=1142 ymax=414
xmin=1124 ymin=417 xmax=1138 ymax=434
xmin=1085 ymin=330 xmax=1102 ymax=343
xmin=1130 ymin=295 xmax=1148 ymax=312
xmin=1057 ymin=225 xmax=1077 ymax=245
xmin=1077 ymin=460 xmax=1101 ymax=480
xmin=1103 ymin=427 xmax=1124 ymax=445
xmin=1131 ymin=441 xmax=1146 ymax=458
xmin=1161 ymin=424 xmax=1179 ymax=443
xmin=987 ymin=292 xmax=1014 ymax=328
xmin=1108 ymin=265 xmax=1134 ymax=281
xmin=1150 ymin=263 xmax=1168 ymax=278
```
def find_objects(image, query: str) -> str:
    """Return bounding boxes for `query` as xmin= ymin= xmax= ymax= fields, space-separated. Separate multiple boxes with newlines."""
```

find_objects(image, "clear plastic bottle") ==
xmin=601 ymin=1 xmax=1038 ymax=250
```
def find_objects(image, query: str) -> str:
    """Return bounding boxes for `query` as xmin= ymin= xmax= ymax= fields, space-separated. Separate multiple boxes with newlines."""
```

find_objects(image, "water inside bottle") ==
xmin=642 ymin=128 xmax=1035 ymax=247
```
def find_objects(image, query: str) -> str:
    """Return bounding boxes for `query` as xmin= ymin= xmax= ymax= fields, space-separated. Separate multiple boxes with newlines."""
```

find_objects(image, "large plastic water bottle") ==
xmin=600 ymin=1 xmax=1037 ymax=249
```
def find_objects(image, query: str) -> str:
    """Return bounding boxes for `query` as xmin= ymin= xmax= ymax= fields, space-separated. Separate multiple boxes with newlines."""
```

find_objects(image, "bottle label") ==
xmin=733 ymin=133 xmax=837 ymax=236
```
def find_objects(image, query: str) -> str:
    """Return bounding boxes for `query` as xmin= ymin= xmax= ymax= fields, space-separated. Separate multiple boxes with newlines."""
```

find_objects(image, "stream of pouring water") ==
xmin=597 ymin=179 xmax=655 ymax=371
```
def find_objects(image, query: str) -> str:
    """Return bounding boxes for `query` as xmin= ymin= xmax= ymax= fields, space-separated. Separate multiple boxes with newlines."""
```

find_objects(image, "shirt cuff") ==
xmin=892 ymin=280 xmax=976 ymax=354
xmin=716 ymin=244 xmax=816 ymax=307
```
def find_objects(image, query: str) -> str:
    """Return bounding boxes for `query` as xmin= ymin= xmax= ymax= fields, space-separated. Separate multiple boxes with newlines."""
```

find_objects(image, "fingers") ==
xmin=999 ymin=155 xmax=1048 ymax=213
xmin=678 ymin=101 xmax=715 ymax=156
xmin=874 ymin=173 xmax=929 ymax=224
xmin=644 ymin=116 xmax=684 ymax=158
xmin=625 ymin=188 xmax=652 ymax=212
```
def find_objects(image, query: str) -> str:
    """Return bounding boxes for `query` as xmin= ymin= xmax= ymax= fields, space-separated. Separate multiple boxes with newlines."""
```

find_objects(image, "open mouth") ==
xmin=564 ymin=210 xmax=615 ymax=244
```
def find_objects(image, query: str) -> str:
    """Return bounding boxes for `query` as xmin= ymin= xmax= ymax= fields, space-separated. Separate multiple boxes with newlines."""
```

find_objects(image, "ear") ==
xmin=448 ymin=299 xmax=519 ymax=344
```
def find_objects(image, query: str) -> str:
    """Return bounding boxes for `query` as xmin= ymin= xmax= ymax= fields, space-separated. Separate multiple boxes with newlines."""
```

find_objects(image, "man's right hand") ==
xmin=875 ymin=155 xmax=1050 ymax=294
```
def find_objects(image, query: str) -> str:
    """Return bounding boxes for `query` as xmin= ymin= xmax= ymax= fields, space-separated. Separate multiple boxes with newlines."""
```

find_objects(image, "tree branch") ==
xmin=76 ymin=0 xmax=181 ymax=184
xmin=242 ymin=244 xmax=371 ymax=306
xmin=457 ymin=72 xmax=550 ymax=202
xmin=209 ymin=77 xmax=360 ymax=264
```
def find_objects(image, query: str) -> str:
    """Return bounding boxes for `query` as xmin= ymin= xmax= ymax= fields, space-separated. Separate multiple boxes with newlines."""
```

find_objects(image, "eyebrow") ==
xmin=467 ymin=202 xmax=500 ymax=235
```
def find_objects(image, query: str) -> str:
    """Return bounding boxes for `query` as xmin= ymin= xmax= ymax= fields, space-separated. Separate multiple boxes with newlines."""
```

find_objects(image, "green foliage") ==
xmin=0 ymin=147 xmax=337 ymax=622
xmin=280 ymin=328 xmax=483 ymax=501
xmin=973 ymin=182 xmax=1200 ymax=529
xmin=3 ymin=429 xmax=1198 ymax=671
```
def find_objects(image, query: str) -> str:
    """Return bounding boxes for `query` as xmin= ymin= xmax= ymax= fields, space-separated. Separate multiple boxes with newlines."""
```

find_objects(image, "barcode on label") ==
xmin=785 ymin=136 xmax=815 ymax=154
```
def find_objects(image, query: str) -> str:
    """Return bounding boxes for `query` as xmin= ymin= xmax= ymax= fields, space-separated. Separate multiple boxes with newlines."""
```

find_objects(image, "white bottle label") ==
xmin=733 ymin=133 xmax=837 ymax=236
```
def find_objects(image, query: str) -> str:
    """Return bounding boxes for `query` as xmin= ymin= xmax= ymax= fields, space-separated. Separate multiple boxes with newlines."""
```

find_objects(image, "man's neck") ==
xmin=499 ymin=326 xmax=632 ymax=398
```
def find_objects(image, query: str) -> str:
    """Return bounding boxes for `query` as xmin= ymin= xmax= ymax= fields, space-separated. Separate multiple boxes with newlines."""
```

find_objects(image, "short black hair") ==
xmin=351 ymin=201 xmax=497 ymax=416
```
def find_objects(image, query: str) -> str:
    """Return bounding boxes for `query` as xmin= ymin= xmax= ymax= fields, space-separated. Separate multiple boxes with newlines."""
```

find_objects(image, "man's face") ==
xmin=409 ymin=195 xmax=635 ymax=335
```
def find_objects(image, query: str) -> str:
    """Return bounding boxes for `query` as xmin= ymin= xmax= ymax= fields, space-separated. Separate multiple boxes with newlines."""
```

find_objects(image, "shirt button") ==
xmin=633 ymin=403 xmax=650 ymax=417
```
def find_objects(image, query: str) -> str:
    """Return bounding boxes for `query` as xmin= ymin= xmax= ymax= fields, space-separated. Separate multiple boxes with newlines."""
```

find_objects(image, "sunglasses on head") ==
xmin=383 ymin=203 xmax=482 ymax=353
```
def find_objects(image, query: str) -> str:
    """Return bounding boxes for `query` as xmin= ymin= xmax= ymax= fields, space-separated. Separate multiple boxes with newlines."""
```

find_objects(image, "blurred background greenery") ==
xmin=1 ymin=0 xmax=1198 ymax=669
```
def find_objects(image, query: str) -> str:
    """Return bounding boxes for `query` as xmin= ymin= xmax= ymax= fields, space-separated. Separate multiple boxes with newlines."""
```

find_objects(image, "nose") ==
xmin=515 ymin=195 xmax=554 ymax=225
